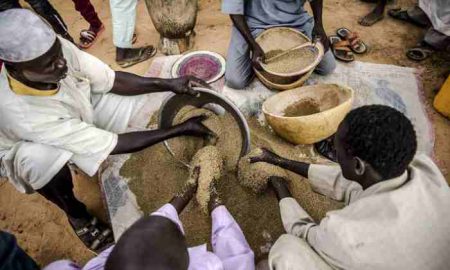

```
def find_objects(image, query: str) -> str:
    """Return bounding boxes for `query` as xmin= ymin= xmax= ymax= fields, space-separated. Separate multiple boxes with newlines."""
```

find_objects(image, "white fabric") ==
xmin=271 ymin=155 xmax=450 ymax=270
xmin=0 ymin=9 xmax=56 ymax=62
xmin=0 ymin=37 xmax=145 ymax=193
xmin=269 ymin=234 xmax=333 ymax=270
xmin=419 ymin=0 xmax=450 ymax=36
xmin=109 ymin=0 xmax=137 ymax=48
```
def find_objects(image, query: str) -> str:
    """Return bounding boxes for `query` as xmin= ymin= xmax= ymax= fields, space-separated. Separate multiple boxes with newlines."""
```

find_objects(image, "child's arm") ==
xmin=250 ymin=149 xmax=362 ymax=204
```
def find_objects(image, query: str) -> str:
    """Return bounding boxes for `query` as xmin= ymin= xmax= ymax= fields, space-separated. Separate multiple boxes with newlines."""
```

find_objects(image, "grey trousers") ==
xmin=225 ymin=25 xmax=337 ymax=90
xmin=408 ymin=5 xmax=450 ymax=51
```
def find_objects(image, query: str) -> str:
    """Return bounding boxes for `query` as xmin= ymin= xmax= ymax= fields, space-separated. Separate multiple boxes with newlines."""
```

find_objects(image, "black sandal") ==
xmin=71 ymin=217 xmax=114 ymax=254
xmin=388 ymin=8 xmax=430 ymax=28
xmin=314 ymin=135 xmax=337 ymax=162
xmin=407 ymin=43 xmax=434 ymax=61
xmin=116 ymin=45 xmax=157 ymax=68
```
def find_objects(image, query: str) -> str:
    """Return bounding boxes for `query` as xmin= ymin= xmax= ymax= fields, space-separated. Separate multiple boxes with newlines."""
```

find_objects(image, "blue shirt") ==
xmin=221 ymin=0 xmax=313 ymax=30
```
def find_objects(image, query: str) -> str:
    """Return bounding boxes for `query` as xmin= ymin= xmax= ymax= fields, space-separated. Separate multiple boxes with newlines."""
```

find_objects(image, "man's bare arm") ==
xmin=110 ymin=71 xmax=210 ymax=96
xmin=230 ymin=14 xmax=265 ymax=69
xmin=111 ymin=116 xmax=213 ymax=154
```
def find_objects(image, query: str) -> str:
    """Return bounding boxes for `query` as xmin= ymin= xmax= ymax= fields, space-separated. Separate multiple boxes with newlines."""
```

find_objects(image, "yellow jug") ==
xmin=434 ymin=75 xmax=450 ymax=119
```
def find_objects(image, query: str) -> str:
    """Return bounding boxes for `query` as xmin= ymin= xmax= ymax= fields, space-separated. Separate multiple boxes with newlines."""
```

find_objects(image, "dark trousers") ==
xmin=36 ymin=165 xmax=90 ymax=220
xmin=71 ymin=0 xmax=102 ymax=30
xmin=0 ymin=0 xmax=72 ymax=41
xmin=0 ymin=231 xmax=39 ymax=270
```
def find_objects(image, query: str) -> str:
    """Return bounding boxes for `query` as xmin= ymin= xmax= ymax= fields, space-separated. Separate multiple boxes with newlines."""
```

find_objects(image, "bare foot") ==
xmin=358 ymin=8 xmax=384 ymax=26
xmin=359 ymin=4 xmax=385 ymax=26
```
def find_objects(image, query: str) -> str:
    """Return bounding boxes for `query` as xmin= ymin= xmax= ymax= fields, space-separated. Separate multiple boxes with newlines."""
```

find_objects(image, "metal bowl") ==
xmin=158 ymin=87 xmax=251 ymax=167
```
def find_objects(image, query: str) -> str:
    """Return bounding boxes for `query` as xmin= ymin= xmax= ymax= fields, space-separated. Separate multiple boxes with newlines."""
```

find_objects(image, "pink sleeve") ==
xmin=150 ymin=203 xmax=185 ymax=234
xmin=211 ymin=206 xmax=255 ymax=270
xmin=43 ymin=246 xmax=115 ymax=270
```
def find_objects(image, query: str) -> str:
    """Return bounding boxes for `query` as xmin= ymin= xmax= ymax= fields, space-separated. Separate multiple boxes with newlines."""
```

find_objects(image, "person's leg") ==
xmin=314 ymin=50 xmax=337 ymax=76
xmin=296 ymin=21 xmax=336 ymax=76
xmin=268 ymin=234 xmax=332 ymax=270
xmin=0 ymin=0 xmax=21 ymax=11
xmin=24 ymin=0 xmax=75 ymax=43
xmin=71 ymin=0 xmax=103 ymax=30
xmin=36 ymin=165 xmax=90 ymax=220
xmin=423 ymin=28 xmax=450 ymax=51
xmin=109 ymin=0 xmax=155 ymax=67
xmin=5 ymin=142 xmax=114 ymax=253
xmin=224 ymin=27 xmax=257 ymax=89
xmin=0 ymin=231 xmax=39 ymax=270
xmin=358 ymin=0 xmax=388 ymax=26
xmin=36 ymin=165 xmax=114 ymax=253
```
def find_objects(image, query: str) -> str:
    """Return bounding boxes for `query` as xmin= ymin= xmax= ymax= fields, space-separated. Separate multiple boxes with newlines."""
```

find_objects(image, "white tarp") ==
xmin=101 ymin=56 xmax=434 ymax=239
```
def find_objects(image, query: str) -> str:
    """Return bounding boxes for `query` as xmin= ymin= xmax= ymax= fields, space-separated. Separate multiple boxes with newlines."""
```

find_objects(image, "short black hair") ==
xmin=105 ymin=215 xmax=189 ymax=270
xmin=342 ymin=105 xmax=417 ymax=179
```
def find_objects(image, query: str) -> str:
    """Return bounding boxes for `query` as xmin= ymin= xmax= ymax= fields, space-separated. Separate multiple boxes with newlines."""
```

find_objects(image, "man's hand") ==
xmin=251 ymin=44 xmax=265 ymax=71
xmin=312 ymin=24 xmax=330 ymax=52
xmin=249 ymin=148 xmax=280 ymax=164
xmin=167 ymin=76 xmax=211 ymax=96
xmin=177 ymin=115 xmax=215 ymax=138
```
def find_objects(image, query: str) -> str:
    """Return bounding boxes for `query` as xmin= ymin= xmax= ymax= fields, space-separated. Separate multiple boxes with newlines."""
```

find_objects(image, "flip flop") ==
xmin=71 ymin=217 xmax=114 ymax=255
xmin=388 ymin=8 xmax=430 ymax=28
xmin=337 ymin=28 xmax=368 ymax=54
xmin=314 ymin=135 xmax=337 ymax=162
xmin=329 ymin=36 xmax=354 ymax=62
xmin=407 ymin=43 xmax=434 ymax=61
xmin=79 ymin=25 xmax=105 ymax=49
xmin=117 ymin=45 xmax=157 ymax=68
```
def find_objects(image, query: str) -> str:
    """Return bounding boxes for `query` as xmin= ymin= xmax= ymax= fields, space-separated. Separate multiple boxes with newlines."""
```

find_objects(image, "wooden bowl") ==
xmin=254 ymin=27 xmax=323 ymax=91
xmin=262 ymin=84 xmax=354 ymax=144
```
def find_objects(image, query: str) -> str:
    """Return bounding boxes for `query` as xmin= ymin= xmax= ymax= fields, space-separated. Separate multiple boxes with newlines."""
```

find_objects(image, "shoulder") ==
xmin=409 ymin=154 xmax=449 ymax=189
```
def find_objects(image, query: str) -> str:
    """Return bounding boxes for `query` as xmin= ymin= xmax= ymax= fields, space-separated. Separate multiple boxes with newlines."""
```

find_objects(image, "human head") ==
xmin=334 ymin=105 xmax=417 ymax=187
xmin=0 ymin=9 xmax=67 ymax=84
xmin=105 ymin=215 xmax=189 ymax=270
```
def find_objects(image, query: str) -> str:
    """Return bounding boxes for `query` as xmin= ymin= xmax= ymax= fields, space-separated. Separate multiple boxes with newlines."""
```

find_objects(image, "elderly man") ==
xmin=222 ymin=0 xmax=336 ymax=90
xmin=0 ymin=9 xmax=212 ymax=254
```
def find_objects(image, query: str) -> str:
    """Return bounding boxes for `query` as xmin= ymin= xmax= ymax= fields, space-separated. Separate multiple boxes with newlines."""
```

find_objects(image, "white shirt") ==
xmin=0 ymin=37 xmax=117 ymax=190
xmin=279 ymin=154 xmax=450 ymax=270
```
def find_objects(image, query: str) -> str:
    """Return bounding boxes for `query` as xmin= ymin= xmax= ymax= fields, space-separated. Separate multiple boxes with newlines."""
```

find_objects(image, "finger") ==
xmin=248 ymin=157 xmax=261 ymax=163
xmin=185 ymin=86 xmax=199 ymax=97
xmin=189 ymin=77 xmax=212 ymax=90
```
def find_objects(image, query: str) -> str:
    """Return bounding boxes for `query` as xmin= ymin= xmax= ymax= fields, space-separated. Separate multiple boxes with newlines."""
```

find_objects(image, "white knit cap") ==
xmin=0 ymin=9 xmax=56 ymax=62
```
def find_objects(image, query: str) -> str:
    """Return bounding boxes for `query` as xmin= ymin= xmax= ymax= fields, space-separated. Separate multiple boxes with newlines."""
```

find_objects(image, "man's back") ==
xmin=309 ymin=155 xmax=450 ymax=270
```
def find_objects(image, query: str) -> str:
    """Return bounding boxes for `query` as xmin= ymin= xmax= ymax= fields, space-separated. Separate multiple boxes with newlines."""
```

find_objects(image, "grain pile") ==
xmin=238 ymin=148 xmax=288 ymax=193
xmin=167 ymin=105 xmax=242 ymax=171
xmin=264 ymin=47 xmax=316 ymax=74
xmin=123 ymin=116 xmax=343 ymax=260
xmin=189 ymin=145 xmax=224 ymax=213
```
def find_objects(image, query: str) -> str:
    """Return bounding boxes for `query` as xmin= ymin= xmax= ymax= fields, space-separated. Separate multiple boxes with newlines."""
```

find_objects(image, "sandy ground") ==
xmin=0 ymin=0 xmax=448 ymax=266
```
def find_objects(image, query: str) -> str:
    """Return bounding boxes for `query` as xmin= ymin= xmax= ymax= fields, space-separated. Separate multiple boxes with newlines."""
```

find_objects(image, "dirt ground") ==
xmin=0 ymin=0 xmax=448 ymax=267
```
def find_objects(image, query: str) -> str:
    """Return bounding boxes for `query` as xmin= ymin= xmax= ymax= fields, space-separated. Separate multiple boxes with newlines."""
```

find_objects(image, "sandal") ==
xmin=407 ymin=42 xmax=434 ymax=61
xmin=329 ymin=36 xmax=354 ymax=62
xmin=388 ymin=8 xmax=430 ymax=28
xmin=314 ymin=135 xmax=337 ymax=162
xmin=337 ymin=28 xmax=368 ymax=54
xmin=70 ymin=217 xmax=114 ymax=254
xmin=116 ymin=45 xmax=157 ymax=68
xmin=79 ymin=25 xmax=105 ymax=49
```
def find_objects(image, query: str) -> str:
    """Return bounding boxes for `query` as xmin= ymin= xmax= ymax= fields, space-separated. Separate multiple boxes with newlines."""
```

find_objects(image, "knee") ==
xmin=314 ymin=51 xmax=337 ymax=76
xmin=225 ymin=71 xmax=253 ymax=90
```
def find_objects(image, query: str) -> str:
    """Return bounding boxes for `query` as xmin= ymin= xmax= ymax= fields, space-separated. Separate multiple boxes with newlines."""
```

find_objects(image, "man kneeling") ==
xmin=0 ymin=9 xmax=212 ymax=253
xmin=251 ymin=105 xmax=450 ymax=269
